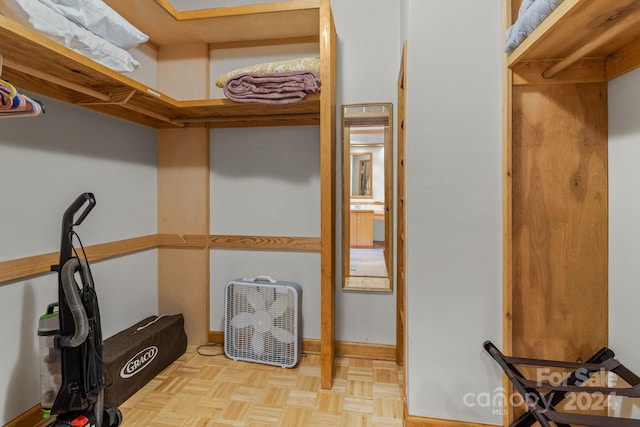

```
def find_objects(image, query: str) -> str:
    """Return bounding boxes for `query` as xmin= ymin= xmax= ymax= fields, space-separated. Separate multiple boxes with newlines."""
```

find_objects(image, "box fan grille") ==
xmin=224 ymin=277 xmax=301 ymax=368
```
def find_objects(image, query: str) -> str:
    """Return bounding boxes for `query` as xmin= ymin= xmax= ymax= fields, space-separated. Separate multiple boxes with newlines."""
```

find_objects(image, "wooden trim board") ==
xmin=502 ymin=2 xmax=514 ymax=424
xmin=157 ymin=127 xmax=210 ymax=345
xmin=0 ymin=234 xmax=158 ymax=284
xmin=396 ymin=40 xmax=407 ymax=369
xmin=209 ymin=235 xmax=321 ymax=251
xmin=406 ymin=416 xmax=499 ymax=427
xmin=208 ymin=331 xmax=396 ymax=361
xmin=319 ymin=0 xmax=337 ymax=390
xmin=1 ymin=232 xmax=323 ymax=284
xmin=4 ymin=405 xmax=48 ymax=427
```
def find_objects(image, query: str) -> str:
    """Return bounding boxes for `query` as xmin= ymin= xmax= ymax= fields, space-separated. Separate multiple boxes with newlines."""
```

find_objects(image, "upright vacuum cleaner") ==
xmin=39 ymin=193 xmax=122 ymax=427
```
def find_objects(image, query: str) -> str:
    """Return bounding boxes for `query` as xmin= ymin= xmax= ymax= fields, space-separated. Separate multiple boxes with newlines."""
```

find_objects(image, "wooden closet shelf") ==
xmin=507 ymin=0 xmax=640 ymax=81
xmin=105 ymin=0 xmax=321 ymax=47
xmin=0 ymin=13 xmax=322 ymax=129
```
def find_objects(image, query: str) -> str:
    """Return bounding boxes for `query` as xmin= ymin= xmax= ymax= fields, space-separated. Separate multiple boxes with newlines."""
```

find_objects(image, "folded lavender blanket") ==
xmin=223 ymin=71 xmax=321 ymax=104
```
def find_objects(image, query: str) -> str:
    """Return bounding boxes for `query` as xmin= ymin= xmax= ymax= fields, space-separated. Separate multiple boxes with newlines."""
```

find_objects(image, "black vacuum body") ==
xmin=41 ymin=193 xmax=122 ymax=427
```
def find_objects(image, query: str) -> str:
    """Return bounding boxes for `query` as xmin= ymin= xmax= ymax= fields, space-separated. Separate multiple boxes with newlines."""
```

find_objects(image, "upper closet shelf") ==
xmin=104 ymin=0 xmax=321 ymax=48
xmin=0 ymin=0 xmax=324 ymax=128
xmin=507 ymin=0 xmax=640 ymax=82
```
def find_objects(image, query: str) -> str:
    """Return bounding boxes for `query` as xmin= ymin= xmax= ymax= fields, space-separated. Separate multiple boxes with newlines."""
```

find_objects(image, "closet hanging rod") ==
xmin=177 ymin=112 xmax=320 ymax=125
xmin=117 ymin=102 xmax=186 ymax=128
xmin=3 ymin=59 xmax=111 ymax=102
xmin=542 ymin=9 xmax=640 ymax=79
xmin=76 ymin=89 xmax=185 ymax=127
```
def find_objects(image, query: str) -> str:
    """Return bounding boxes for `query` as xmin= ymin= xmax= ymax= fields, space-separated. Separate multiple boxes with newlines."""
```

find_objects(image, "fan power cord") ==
xmin=196 ymin=343 xmax=225 ymax=357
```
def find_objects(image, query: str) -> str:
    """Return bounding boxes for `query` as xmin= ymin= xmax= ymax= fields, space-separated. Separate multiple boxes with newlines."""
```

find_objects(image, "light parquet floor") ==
xmin=119 ymin=345 xmax=405 ymax=427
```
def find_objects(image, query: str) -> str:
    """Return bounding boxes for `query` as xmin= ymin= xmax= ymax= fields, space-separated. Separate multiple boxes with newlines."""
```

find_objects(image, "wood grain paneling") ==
xmin=157 ymin=128 xmax=210 ymax=345
xmin=158 ymin=234 xmax=208 ymax=248
xmin=209 ymin=235 xmax=321 ymax=251
xmin=319 ymin=0 xmax=337 ymax=390
xmin=502 ymin=4 xmax=515 ymax=424
xmin=511 ymin=83 xmax=608 ymax=362
xmin=396 ymin=41 xmax=407 ymax=369
xmin=607 ymin=38 xmax=640 ymax=80
xmin=157 ymin=129 xmax=210 ymax=236
xmin=158 ymin=248 xmax=209 ymax=344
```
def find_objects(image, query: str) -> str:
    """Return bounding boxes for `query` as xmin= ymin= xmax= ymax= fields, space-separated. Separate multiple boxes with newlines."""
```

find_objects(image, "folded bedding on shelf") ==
xmin=223 ymin=71 xmax=320 ymax=104
xmin=0 ymin=0 xmax=142 ymax=72
xmin=505 ymin=0 xmax=564 ymax=53
xmin=216 ymin=56 xmax=320 ymax=88
xmin=38 ymin=0 xmax=149 ymax=49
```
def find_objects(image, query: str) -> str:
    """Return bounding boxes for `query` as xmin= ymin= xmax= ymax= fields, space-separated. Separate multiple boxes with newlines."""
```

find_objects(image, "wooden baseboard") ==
xmin=321 ymin=339 xmax=396 ymax=361
xmin=208 ymin=330 xmax=224 ymax=344
xmin=4 ymin=404 xmax=48 ymax=427
xmin=405 ymin=415 xmax=499 ymax=427
xmin=208 ymin=331 xmax=396 ymax=361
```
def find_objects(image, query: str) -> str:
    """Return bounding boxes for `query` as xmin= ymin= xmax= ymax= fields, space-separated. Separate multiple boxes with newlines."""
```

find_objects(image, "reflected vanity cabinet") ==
xmin=350 ymin=210 xmax=374 ymax=248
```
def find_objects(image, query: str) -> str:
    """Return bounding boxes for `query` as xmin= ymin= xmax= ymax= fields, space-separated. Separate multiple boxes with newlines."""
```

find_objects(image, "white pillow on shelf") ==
xmin=10 ymin=0 xmax=140 ymax=72
xmin=38 ymin=0 xmax=148 ymax=49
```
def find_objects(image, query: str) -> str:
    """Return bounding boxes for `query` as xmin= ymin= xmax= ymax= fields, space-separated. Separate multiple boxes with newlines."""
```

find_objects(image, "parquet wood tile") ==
xmin=119 ymin=345 xmax=404 ymax=426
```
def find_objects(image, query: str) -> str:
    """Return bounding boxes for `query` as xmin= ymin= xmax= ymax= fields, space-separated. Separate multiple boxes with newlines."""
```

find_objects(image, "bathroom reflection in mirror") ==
xmin=351 ymin=152 xmax=372 ymax=197
xmin=342 ymin=103 xmax=393 ymax=291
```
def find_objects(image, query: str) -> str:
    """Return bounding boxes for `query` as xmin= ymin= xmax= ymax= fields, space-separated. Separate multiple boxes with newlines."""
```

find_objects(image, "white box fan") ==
xmin=224 ymin=276 xmax=302 ymax=368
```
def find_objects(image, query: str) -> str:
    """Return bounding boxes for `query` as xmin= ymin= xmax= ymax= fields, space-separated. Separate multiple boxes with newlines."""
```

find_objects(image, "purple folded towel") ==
xmin=223 ymin=71 xmax=321 ymax=104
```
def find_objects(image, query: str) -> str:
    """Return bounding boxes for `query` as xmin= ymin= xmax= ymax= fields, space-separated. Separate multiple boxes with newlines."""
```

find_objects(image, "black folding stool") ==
xmin=484 ymin=341 xmax=640 ymax=427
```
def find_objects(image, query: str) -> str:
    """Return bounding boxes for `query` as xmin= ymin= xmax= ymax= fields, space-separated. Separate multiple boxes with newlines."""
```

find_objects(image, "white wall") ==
xmin=209 ymin=126 xmax=322 ymax=338
xmin=609 ymin=67 xmax=640 ymax=418
xmin=332 ymin=0 xmax=399 ymax=344
xmin=404 ymin=0 xmax=503 ymax=424
xmin=0 ymin=95 xmax=158 ymax=424
xmin=128 ymin=43 xmax=159 ymax=89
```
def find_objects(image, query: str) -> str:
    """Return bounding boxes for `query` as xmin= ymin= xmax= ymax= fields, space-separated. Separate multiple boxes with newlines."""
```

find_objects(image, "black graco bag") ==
xmin=102 ymin=314 xmax=187 ymax=407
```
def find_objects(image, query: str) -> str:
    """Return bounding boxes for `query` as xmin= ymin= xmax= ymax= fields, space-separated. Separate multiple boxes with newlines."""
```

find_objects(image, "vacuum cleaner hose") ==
xmin=60 ymin=258 xmax=90 ymax=348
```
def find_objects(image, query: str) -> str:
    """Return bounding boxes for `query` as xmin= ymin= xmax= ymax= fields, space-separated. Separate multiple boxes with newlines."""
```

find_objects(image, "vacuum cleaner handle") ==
xmin=58 ymin=258 xmax=90 ymax=348
xmin=59 ymin=193 xmax=96 ymax=265
xmin=64 ymin=192 xmax=96 ymax=227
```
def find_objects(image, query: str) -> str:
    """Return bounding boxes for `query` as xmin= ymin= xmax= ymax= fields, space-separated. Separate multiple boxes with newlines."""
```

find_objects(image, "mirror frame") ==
xmin=351 ymin=152 xmax=373 ymax=198
xmin=342 ymin=103 xmax=393 ymax=292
